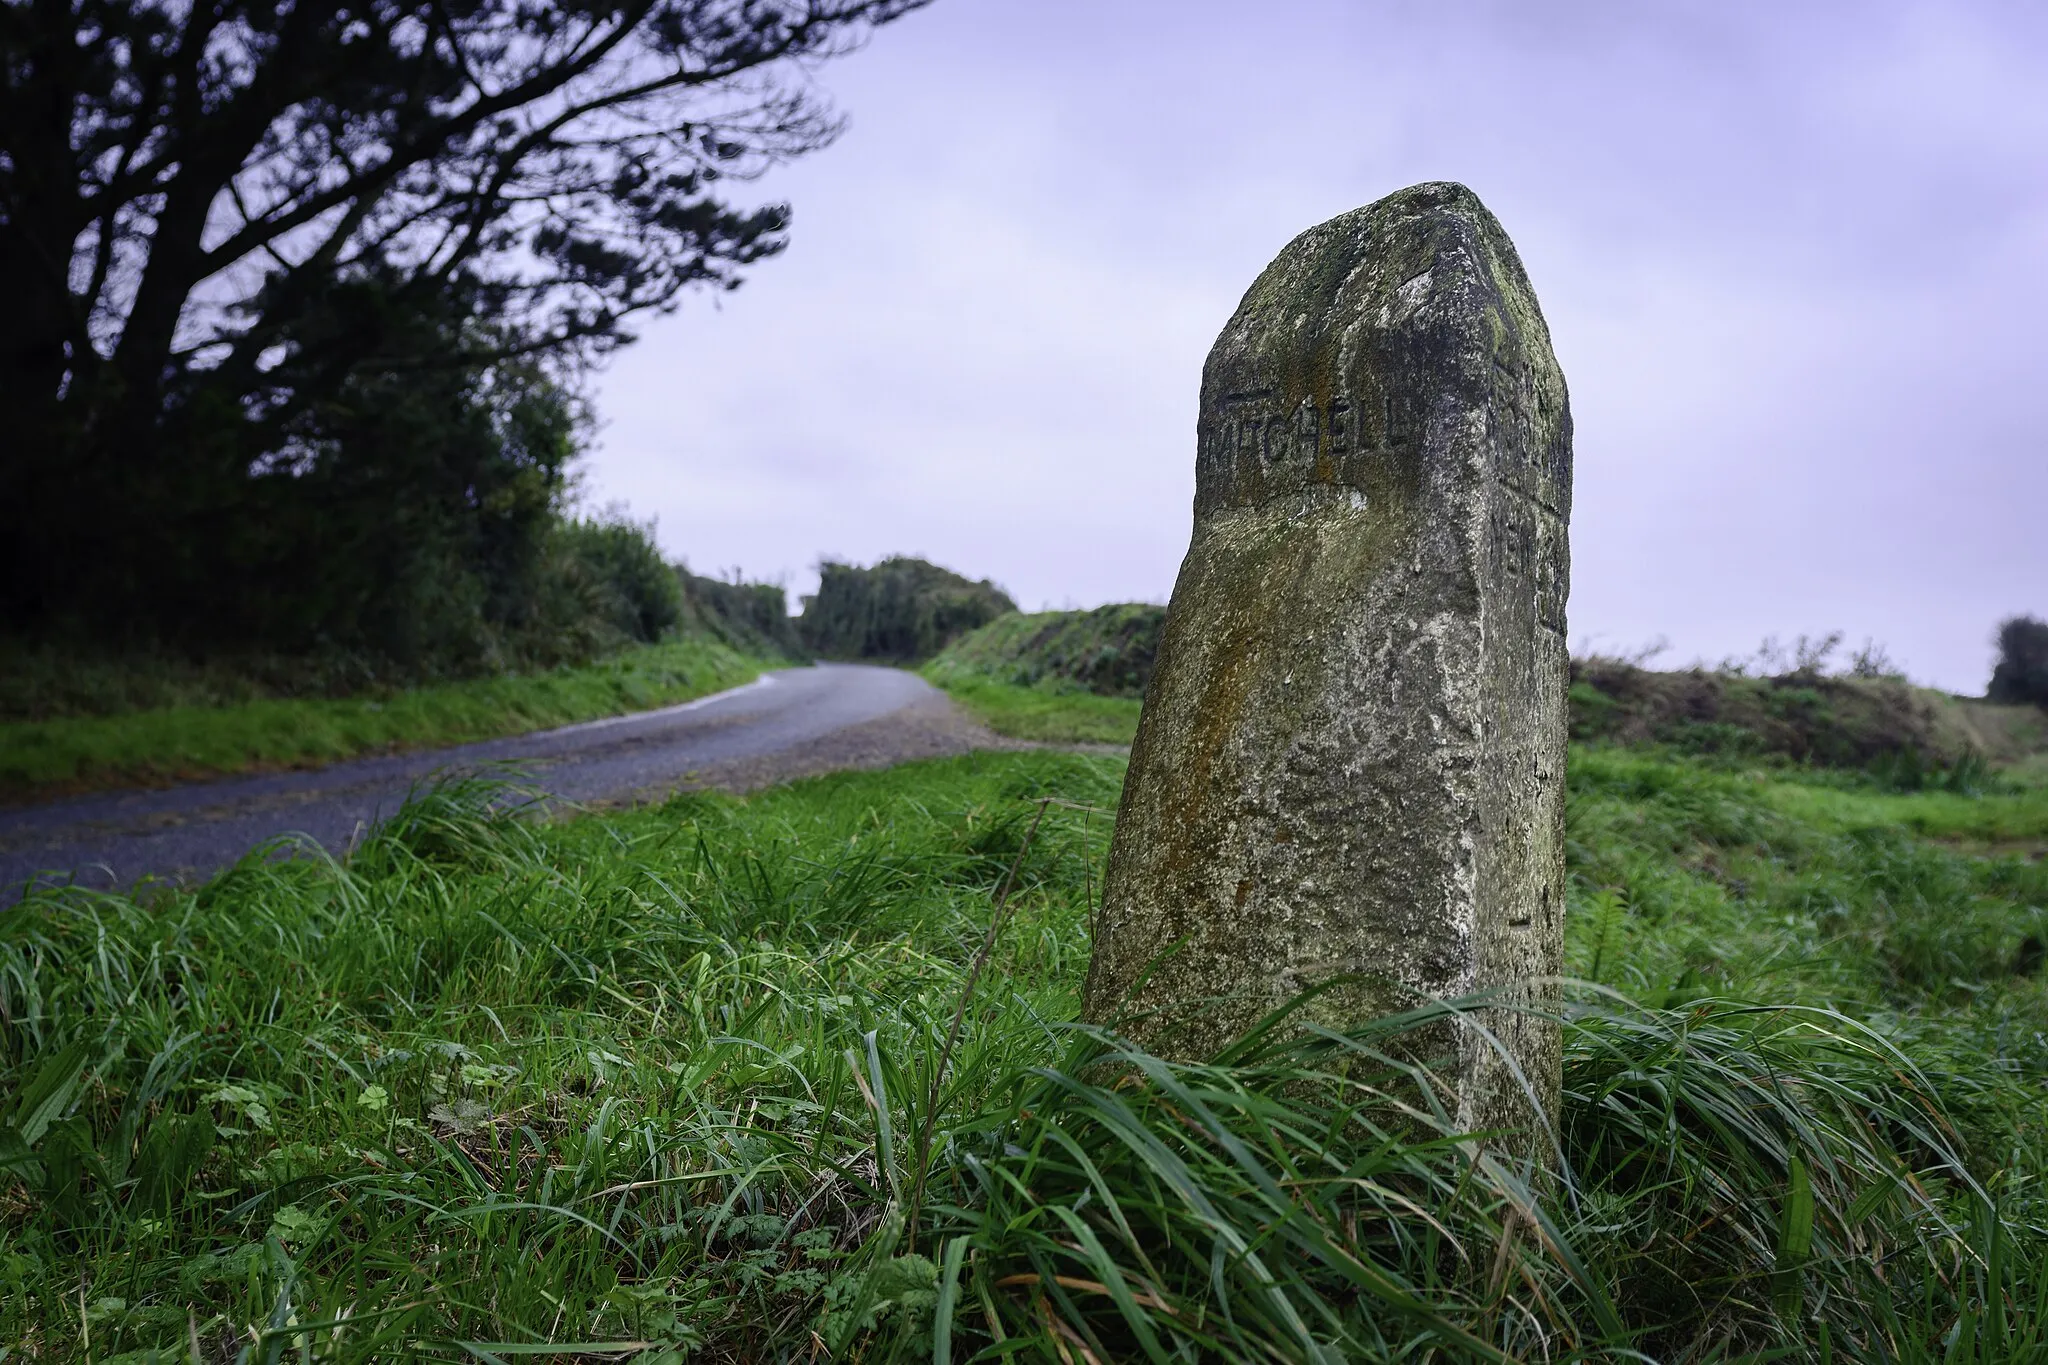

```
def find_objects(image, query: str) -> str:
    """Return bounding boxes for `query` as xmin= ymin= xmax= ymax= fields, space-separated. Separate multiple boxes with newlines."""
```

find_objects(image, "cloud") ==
xmin=591 ymin=0 xmax=2047 ymax=690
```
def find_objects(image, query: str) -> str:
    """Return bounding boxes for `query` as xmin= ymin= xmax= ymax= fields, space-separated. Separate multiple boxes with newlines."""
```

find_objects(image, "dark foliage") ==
xmin=0 ymin=0 xmax=925 ymax=650
xmin=549 ymin=518 xmax=686 ymax=650
xmin=223 ymin=339 xmax=588 ymax=668
xmin=681 ymin=571 xmax=806 ymax=659
xmin=1989 ymin=616 xmax=2048 ymax=707
xmin=799 ymin=557 xmax=1016 ymax=662
xmin=0 ymin=511 xmax=701 ymax=723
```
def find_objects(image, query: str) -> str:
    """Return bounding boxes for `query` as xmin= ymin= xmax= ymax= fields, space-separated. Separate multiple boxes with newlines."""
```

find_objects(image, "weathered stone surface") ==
xmin=1082 ymin=182 xmax=1572 ymax=1138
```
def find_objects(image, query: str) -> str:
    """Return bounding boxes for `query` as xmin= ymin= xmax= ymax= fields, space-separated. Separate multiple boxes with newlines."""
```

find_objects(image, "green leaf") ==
xmin=452 ymin=1344 xmax=654 ymax=1359
xmin=10 ymin=1043 xmax=93 ymax=1147
xmin=133 ymin=1111 xmax=215 ymax=1213
xmin=1778 ymin=1155 xmax=1814 ymax=1264
xmin=933 ymin=1235 xmax=970 ymax=1365
xmin=0 ymin=1124 xmax=40 ymax=1184
xmin=1773 ymin=1153 xmax=1815 ymax=1326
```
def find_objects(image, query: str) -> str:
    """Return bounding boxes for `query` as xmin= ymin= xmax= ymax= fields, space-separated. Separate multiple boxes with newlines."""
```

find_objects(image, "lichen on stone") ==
xmin=1084 ymin=182 xmax=1573 ymax=1147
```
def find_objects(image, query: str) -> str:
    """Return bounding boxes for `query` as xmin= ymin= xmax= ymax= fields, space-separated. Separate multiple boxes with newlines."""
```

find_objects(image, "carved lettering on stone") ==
xmin=1082 ymin=181 xmax=1574 ymax=1144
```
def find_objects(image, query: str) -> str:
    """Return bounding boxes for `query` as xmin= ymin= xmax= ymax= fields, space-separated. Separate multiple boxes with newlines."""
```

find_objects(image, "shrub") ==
xmin=1989 ymin=615 xmax=2048 ymax=706
xmin=547 ymin=516 xmax=685 ymax=646
xmin=1569 ymin=657 xmax=1977 ymax=769
xmin=0 ymin=515 xmax=705 ymax=719
xmin=680 ymin=570 xmax=806 ymax=659
xmin=798 ymin=557 xmax=1016 ymax=662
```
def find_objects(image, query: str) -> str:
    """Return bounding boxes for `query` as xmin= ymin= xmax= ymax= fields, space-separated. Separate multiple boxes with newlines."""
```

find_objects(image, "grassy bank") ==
xmin=922 ymin=674 xmax=1143 ymax=745
xmin=2 ymin=746 xmax=2045 ymax=1359
xmin=924 ymin=605 xmax=1163 ymax=698
xmin=0 ymin=636 xmax=768 ymax=801
xmin=1570 ymin=656 xmax=2046 ymax=769
xmin=923 ymin=606 xmax=1154 ymax=744
xmin=929 ymin=607 xmax=2048 ymax=777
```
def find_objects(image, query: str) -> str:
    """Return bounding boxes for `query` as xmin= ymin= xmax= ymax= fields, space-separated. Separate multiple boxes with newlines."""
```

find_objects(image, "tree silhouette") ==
xmin=1 ymin=0 xmax=926 ymax=633
xmin=1990 ymin=616 xmax=2048 ymax=706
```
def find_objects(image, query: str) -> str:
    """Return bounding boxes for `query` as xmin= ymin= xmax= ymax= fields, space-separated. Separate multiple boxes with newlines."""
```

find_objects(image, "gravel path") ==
xmin=0 ymin=664 xmax=1020 ymax=901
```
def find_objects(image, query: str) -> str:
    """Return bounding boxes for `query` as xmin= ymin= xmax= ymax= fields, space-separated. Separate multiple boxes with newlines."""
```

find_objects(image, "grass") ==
xmin=1764 ymin=775 xmax=2048 ymax=846
xmin=921 ymin=605 xmax=1157 ymax=745
xmin=921 ymin=675 xmax=1143 ymax=746
xmin=0 ymin=637 xmax=768 ymax=801
xmin=2 ymin=745 xmax=2047 ymax=1360
xmin=923 ymin=606 xmax=1163 ymax=700
xmin=926 ymin=612 xmax=2048 ymax=777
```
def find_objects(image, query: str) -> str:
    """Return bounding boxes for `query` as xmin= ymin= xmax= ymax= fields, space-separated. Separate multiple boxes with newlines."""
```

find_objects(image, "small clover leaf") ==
xmin=268 ymin=1205 xmax=324 ymax=1247
xmin=205 ymin=1083 xmax=274 ymax=1133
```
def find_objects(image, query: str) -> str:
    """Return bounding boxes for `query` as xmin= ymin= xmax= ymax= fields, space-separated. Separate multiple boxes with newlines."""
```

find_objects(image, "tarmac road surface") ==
xmin=1 ymin=663 xmax=1007 ymax=902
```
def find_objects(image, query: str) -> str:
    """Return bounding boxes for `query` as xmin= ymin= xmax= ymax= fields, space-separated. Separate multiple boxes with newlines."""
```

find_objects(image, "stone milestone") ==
xmin=1082 ymin=182 xmax=1572 ymax=1139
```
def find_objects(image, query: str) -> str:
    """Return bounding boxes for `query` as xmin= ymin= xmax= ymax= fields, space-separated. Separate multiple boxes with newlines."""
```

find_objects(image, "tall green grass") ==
xmin=924 ymin=605 xmax=1165 ymax=699
xmin=920 ymin=674 xmax=1144 ymax=746
xmin=2 ymin=749 xmax=2044 ymax=1360
xmin=0 ymin=636 xmax=766 ymax=800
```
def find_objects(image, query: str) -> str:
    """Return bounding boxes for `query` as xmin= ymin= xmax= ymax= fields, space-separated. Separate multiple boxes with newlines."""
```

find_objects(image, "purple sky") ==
xmin=590 ymin=0 xmax=2047 ymax=694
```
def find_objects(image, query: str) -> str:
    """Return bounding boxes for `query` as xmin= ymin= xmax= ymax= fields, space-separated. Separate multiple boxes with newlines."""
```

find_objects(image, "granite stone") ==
xmin=1082 ymin=181 xmax=1573 ymax=1140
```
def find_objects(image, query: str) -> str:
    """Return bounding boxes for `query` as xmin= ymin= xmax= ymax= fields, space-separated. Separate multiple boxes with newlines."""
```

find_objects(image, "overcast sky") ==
xmin=589 ymin=0 xmax=2046 ymax=694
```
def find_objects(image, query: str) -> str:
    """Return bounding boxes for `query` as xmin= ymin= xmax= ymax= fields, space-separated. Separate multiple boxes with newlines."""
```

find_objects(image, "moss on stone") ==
xmin=1085 ymin=182 xmax=1573 ymax=1148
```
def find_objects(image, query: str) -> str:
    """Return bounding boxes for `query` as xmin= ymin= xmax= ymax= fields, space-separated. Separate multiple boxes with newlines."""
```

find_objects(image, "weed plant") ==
xmin=2 ymin=749 xmax=2045 ymax=1360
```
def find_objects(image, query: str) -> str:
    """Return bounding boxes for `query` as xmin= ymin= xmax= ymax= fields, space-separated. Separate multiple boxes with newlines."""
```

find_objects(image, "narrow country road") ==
xmin=1 ymin=664 xmax=1006 ymax=903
